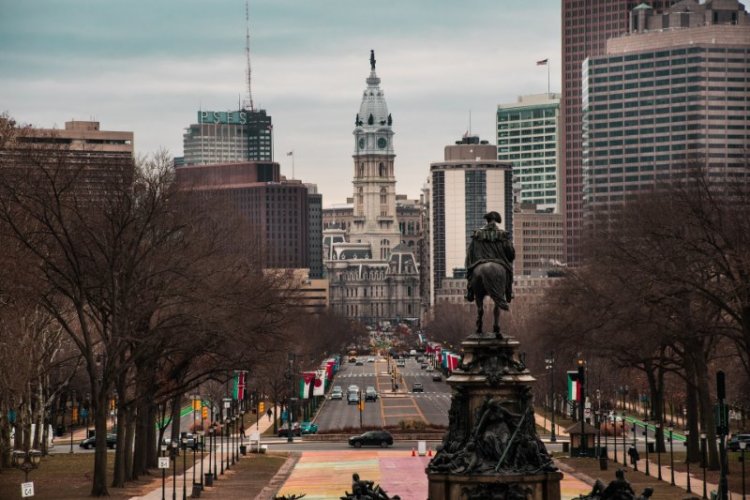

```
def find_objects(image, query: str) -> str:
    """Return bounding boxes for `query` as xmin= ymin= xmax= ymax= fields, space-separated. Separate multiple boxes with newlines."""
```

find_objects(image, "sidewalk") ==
xmin=129 ymin=407 xmax=278 ymax=500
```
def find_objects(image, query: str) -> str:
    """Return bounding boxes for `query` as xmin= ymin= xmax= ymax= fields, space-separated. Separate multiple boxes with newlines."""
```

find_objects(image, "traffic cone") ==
xmin=428 ymin=448 xmax=433 ymax=457
xmin=411 ymin=448 xmax=416 ymax=457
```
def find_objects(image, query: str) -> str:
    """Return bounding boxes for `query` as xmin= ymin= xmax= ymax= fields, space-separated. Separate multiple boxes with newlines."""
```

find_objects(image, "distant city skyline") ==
xmin=0 ymin=0 xmax=560 ymax=206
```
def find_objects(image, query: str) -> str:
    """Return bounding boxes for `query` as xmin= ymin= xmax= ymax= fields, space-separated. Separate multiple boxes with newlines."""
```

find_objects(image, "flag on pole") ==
xmin=300 ymin=371 xmax=315 ymax=399
xmin=232 ymin=371 xmax=246 ymax=400
xmin=313 ymin=370 xmax=326 ymax=396
xmin=567 ymin=371 xmax=581 ymax=401
xmin=286 ymin=151 xmax=294 ymax=156
xmin=536 ymin=58 xmax=548 ymax=66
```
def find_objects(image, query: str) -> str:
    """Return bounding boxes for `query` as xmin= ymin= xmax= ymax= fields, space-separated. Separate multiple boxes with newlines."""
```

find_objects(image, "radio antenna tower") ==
xmin=243 ymin=0 xmax=254 ymax=111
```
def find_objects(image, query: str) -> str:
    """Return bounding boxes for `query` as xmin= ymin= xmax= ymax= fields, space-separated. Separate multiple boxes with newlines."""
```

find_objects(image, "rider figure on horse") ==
xmin=464 ymin=211 xmax=515 ymax=306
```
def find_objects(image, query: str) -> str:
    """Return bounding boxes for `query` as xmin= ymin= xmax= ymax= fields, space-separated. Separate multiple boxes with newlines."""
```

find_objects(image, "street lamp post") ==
xmin=220 ymin=420 xmax=224 ymax=475
xmin=11 ymin=449 xmax=42 ymax=483
xmin=655 ymin=423 xmax=662 ymax=480
xmin=160 ymin=444 xmax=167 ymax=500
xmin=611 ymin=414 xmax=617 ymax=463
xmin=668 ymin=427 xmax=675 ymax=485
xmin=621 ymin=413 xmax=627 ymax=465
xmin=545 ymin=353 xmax=556 ymax=442
xmin=643 ymin=422 xmax=650 ymax=476
xmin=685 ymin=431 xmax=692 ymax=493
xmin=701 ymin=433 xmax=708 ymax=500
xmin=68 ymin=393 xmax=75 ymax=454
xmin=171 ymin=441 xmax=178 ymax=500
xmin=631 ymin=423 xmax=638 ymax=471
xmin=181 ymin=436 xmax=188 ymax=500
xmin=740 ymin=441 xmax=746 ymax=500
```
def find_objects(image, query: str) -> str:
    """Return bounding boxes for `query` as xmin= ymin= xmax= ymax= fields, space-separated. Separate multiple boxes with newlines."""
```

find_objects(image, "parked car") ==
xmin=80 ymin=433 xmax=117 ymax=449
xmin=367 ymin=357 xmax=375 ymax=363
xmin=432 ymin=373 xmax=443 ymax=382
xmin=347 ymin=391 xmax=360 ymax=405
xmin=300 ymin=421 xmax=318 ymax=434
xmin=426 ymin=365 xmax=434 ymax=372
xmin=365 ymin=387 xmax=378 ymax=401
xmin=349 ymin=356 xmax=357 ymax=363
xmin=331 ymin=387 xmax=344 ymax=400
xmin=412 ymin=382 xmax=424 ymax=393
xmin=397 ymin=360 xmax=406 ymax=367
xmin=163 ymin=433 xmax=204 ymax=450
xmin=277 ymin=422 xmax=302 ymax=437
xmin=420 ymin=363 xmax=428 ymax=369
xmin=356 ymin=360 xmax=364 ymax=366
xmin=348 ymin=430 xmax=394 ymax=448
xmin=728 ymin=433 xmax=750 ymax=451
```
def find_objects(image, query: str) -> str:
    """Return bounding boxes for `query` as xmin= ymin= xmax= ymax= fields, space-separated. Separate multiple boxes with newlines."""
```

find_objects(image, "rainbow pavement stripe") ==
xmin=276 ymin=450 xmax=591 ymax=500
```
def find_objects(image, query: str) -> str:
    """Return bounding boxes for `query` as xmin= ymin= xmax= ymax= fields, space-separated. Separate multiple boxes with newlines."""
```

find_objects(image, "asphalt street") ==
xmin=315 ymin=356 xmax=452 ymax=432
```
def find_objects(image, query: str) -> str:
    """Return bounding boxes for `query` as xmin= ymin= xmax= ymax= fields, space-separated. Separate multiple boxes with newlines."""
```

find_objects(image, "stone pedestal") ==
xmin=427 ymin=333 xmax=561 ymax=500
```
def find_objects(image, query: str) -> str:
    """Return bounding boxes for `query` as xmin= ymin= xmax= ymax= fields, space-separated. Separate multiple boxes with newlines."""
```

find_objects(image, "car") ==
xmin=412 ymin=383 xmax=424 ymax=392
xmin=349 ymin=357 xmax=357 ymax=363
xmin=163 ymin=433 xmax=204 ymax=450
xmin=348 ymin=385 xmax=359 ymax=393
xmin=356 ymin=360 xmax=364 ymax=366
xmin=728 ymin=433 xmax=750 ymax=451
xmin=331 ymin=388 xmax=343 ymax=400
xmin=432 ymin=373 xmax=443 ymax=382
xmin=367 ymin=357 xmax=375 ymax=363
xmin=420 ymin=363 xmax=428 ymax=369
xmin=426 ymin=365 xmax=434 ymax=372
xmin=80 ymin=433 xmax=117 ymax=449
xmin=348 ymin=430 xmax=394 ymax=448
xmin=365 ymin=387 xmax=378 ymax=401
xmin=347 ymin=391 xmax=360 ymax=405
xmin=300 ymin=421 xmax=318 ymax=434
xmin=277 ymin=422 xmax=302 ymax=437
xmin=397 ymin=360 xmax=405 ymax=367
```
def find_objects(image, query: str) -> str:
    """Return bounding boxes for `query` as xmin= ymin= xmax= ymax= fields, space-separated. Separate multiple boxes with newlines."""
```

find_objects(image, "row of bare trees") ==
xmin=0 ymin=116 xmax=355 ymax=496
xmin=527 ymin=169 xmax=750 ymax=469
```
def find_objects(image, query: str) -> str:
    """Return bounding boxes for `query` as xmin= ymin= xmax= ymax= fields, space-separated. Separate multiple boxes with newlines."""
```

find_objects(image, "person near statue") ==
xmin=465 ymin=211 xmax=515 ymax=306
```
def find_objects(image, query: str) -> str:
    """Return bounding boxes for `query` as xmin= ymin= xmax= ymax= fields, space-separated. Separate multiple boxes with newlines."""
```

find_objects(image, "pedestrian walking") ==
xmin=266 ymin=408 xmax=272 ymax=421
xmin=240 ymin=424 xmax=246 ymax=438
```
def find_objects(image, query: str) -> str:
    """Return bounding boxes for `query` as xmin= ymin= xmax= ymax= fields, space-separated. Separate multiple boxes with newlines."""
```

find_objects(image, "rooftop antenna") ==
xmin=243 ymin=0 xmax=254 ymax=111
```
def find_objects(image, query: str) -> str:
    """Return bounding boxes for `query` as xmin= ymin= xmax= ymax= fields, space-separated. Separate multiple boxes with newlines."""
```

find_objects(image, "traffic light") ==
xmin=192 ymin=398 xmax=201 ymax=411
xmin=202 ymin=406 xmax=208 ymax=419
xmin=259 ymin=401 xmax=265 ymax=414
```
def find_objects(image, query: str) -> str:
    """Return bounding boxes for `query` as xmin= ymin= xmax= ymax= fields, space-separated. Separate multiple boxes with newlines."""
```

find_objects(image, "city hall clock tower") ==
xmin=350 ymin=50 xmax=401 ymax=261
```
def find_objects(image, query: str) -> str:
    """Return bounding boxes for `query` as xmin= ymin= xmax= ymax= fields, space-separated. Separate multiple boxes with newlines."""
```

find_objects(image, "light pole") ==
xmin=611 ymin=414 xmax=617 ymax=463
xmin=205 ymin=426 xmax=214 ymax=486
xmin=11 ymin=449 xmax=42 ymax=483
xmin=685 ymin=431 xmax=692 ymax=493
xmin=545 ymin=353 xmax=556 ymax=442
xmin=224 ymin=417 xmax=230 ymax=471
xmin=181 ymin=436 xmax=188 ymax=500
xmin=643 ymin=422 xmax=650 ymax=476
xmin=631 ymin=422 xmax=638 ymax=471
xmin=740 ymin=441 xmax=747 ymax=500
xmin=160 ymin=444 xmax=167 ymax=500
xmin=621 ymin=413 xmax=627 ymax=465
xmin=667 ymin=427 xmax=675 ymax=485
xmin=220 ymin=419 xmax=225 ymax=475
xmin=655 ymin=423 xmax=662 ymax=480
xmin=68 ymin=392 xmax=75 ymax=454
xmin=171 ymin=441 xmax=178 ymax=500
xmin=577 ymin=358 xmax=587 ymax=457
xmin=701 ymin=432 xmax=707 ymax=500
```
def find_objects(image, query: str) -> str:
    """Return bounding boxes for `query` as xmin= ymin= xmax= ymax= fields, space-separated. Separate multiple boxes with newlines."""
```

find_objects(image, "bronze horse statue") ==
xmin=470 ymin=261 xmax=508 ymax=337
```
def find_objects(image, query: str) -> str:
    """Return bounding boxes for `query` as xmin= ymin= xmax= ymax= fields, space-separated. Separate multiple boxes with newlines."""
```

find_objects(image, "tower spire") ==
xmin=370 ymin=49 xmax=376 ymax=71
xmin=244 ymin=0 xmax=254 ymax=111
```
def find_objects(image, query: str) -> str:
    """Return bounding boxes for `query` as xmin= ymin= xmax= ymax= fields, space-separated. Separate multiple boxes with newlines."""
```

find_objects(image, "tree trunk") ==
xmin=169 ymin=394 xmax=182 ymax=444
xmin=124 ymin=409 xmax=135 ymax=482
xmin=685 ymin=374 xmax=701 ymax=462
xmin=693 ymin=351 xmax=720 ymax=470
xmin=91 ymin=392 xmax=110 ymax=496
xmin=146 ymin=403 xmax=158 ymax=469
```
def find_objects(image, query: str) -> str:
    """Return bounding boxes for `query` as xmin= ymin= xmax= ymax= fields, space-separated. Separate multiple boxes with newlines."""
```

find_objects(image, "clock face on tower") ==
xmin=358 ymin=138 xmax=365 ymax=149
xmin=377 ymin=137 xmax=387 ymax=149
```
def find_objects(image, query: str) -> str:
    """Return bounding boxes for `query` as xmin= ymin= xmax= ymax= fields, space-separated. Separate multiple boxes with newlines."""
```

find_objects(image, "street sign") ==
xmin=224 ymin=401 xmax=231 ymax=409
xmin=21 ymin=481 xmax=34 ymax=497
xmin=158 ymin=457 xmax=170 ymax=469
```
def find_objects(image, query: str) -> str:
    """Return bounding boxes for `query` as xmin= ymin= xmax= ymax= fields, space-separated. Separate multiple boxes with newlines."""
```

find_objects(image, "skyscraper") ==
xmin=582 ymin=0 xmax=750 ymax=223
xmin=561 ymin=0 xmax=674 ymax=263
xmin=429 ymin=135 xmax=513 ymax=306
xmin=182 ymin=108 xmax=273 ymax=165
xmin=497 ymin=93 xmax=561 ymax=213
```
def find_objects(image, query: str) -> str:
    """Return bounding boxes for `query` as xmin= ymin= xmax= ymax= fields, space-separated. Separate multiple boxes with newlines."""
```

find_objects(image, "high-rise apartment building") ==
xmin=512 ymin=204 xmax=564 ymax=277
xmin=182 ymin=108 xmax=273 ymax=165
xmin=429 ymin=135 xmax=513 ymax=305
xmin=305 ymin=183 xmax=324 ymax=279
xmin=561 ymin=0 xmax=674 ymax=263
xmin=176 ymin=161 xmax=317 ymax=271
xmin=582 ymin=0 xmax=750 ymax=222
xmin=497 ymin=93 xmax=561 ymax=212
xmin=7 ymin=120 xmax=134 ymax=196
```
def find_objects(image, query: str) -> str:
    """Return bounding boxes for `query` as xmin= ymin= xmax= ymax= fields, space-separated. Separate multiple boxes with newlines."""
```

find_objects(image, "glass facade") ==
xmin=582 ymin=44 xmax=750 ymax=219
xmin=183 ymin=108 xmax=273 ymax=165
xmin=497 ymin=97 xmax=560 ymax=211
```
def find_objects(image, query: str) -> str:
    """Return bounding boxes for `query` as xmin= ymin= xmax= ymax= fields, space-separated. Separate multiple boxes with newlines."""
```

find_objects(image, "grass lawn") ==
xmin=0 ymin=450 xmax=204 ymax=500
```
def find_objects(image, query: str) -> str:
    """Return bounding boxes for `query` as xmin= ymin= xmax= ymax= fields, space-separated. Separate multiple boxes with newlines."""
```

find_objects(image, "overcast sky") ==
xmin=0 ymin=0 xmax=560 ymax=206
